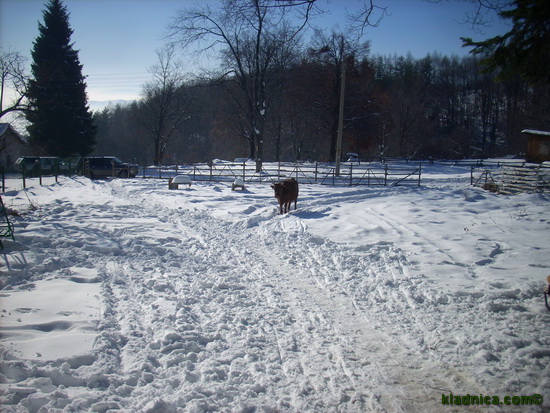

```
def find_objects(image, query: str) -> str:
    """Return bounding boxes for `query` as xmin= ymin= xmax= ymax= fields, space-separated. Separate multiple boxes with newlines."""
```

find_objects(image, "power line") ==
xmin=84 ymin=72 xmax=150 ymax=91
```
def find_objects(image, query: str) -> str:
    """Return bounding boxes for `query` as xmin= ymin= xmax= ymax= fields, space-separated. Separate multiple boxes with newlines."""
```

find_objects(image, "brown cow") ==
xmin=271 ymin=178 xmax=299 ymax=214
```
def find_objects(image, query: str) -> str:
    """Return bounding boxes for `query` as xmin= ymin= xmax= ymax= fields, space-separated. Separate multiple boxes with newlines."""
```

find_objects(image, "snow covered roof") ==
xmin=522 ymin=129 xmax=550 ymax=137
xmin=0 ymin=123 xmax=27 ymax=147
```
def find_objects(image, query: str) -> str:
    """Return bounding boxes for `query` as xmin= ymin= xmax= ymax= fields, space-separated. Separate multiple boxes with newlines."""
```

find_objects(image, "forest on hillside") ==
xmin=93 ymin=47 xmax=550 ymax=165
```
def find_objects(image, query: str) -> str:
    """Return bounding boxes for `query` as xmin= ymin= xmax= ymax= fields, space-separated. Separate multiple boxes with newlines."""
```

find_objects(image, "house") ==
xmin=0 ymin=124 xmax=28 ymax=172
xmin=523 ymin=129 xmax=550 ymax=163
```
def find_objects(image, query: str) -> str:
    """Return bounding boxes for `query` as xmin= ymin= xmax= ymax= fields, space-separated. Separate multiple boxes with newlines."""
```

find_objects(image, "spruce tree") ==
xmin=26 ymin=0 xmax=96 ymax=157
xmin=462 ymin=0 xmax=550 ymax=85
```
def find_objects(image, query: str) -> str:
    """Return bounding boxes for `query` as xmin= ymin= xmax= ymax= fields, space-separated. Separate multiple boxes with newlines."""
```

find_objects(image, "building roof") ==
xmin=522 ymin=129 xmax=550 ymax=137
xmin=0 ymin=123 xmax=10 ymax=137
xmin=0 ymin=123 xmax=26 ymax=144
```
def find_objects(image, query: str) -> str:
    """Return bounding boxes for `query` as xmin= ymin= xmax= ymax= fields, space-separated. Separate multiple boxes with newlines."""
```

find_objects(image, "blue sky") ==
xmin=1 ymin=0 xmax=510 ymax=104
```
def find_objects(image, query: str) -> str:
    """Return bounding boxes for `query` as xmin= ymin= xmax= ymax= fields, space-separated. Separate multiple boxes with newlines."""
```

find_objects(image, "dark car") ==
xmin=15 ymin=156 xmax=71 ymax=176
xmin=79 ymin=156 xmax=138 ymax=179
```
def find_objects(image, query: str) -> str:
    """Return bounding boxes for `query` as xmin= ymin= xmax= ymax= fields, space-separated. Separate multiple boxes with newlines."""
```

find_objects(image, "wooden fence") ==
xmin=141 ymin=161 xmax=422 ymax=187
xmin=471 ymin=163 xmax=550 ymax=194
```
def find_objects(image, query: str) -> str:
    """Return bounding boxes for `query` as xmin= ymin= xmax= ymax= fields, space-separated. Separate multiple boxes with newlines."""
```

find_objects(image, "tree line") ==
xmin=1 ymin=0 xmax=549 ymax=167
xmin=93 ymin=46 xmax=550 ymax=166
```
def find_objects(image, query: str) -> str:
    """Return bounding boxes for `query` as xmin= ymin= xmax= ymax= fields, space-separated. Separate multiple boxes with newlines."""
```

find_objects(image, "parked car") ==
xmin=346 ymin=152 xmax=360 ymax=162
xmin=15 ymin=156 xmax=71 ymax=176
xmin=79 ymin=156 xmax=138 ymax=179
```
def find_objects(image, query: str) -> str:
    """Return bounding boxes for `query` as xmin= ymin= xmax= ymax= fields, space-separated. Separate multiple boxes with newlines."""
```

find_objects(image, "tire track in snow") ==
xmin=107 ymin=180 xmax=489 ymax=412
xmin=91 ymin=191 xmax=385 ymax=410
xmin=249 ymin=218 xmax=488 ymax=413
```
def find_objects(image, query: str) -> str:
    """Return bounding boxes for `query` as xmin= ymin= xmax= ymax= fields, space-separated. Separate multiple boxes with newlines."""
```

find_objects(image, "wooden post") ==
xmin=384 ymin=164 xmax=388 ymax=186
xmin=315 ymin=163 xmax=318 ymax=184
xmin=349 ymin=164 xmax=353 ymax=186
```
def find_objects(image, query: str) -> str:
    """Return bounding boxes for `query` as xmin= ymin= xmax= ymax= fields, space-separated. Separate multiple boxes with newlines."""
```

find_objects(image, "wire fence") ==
xmin=0 ymin=161 xmax=423 ymax=192
xmin=140 ymin=161 xmax=423 ymax=187
xmin=4 ymin=158 xmax=544 ymax=193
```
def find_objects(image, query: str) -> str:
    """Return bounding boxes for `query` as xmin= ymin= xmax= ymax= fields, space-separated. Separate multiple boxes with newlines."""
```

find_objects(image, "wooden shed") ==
xmin=523 ymin=129 xmax=550 ymax=163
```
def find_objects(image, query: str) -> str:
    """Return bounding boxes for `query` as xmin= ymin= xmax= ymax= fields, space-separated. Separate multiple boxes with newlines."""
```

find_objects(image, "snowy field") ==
xmin=1 ymin=163 xmax=549 ymax=412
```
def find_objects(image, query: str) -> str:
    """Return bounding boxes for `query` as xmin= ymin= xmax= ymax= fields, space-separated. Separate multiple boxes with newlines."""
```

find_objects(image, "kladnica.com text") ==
xmin=442 ymin=393 xmax=543 ymax=406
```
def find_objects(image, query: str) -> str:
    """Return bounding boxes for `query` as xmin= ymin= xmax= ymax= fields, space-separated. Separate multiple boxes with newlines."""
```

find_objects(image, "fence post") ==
xmin=418 ymin=163 xmax=421 ymax=186
xmin=242 ymin=162 xmax=246 ymax=181
xmin=384 ymin=164 xmax=388 ymax=186
xmin=470 ymin=166 xmax=474 ymax=185
xmin=349 ymin=164 xmax=353 ymax=186
xmin=315 ymin=163 xmax=318 ymax=184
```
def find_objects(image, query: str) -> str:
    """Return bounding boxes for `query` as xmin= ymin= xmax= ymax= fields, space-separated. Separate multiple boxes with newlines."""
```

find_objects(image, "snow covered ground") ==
xmin=1 ymin=163 xmax=549 ymax=412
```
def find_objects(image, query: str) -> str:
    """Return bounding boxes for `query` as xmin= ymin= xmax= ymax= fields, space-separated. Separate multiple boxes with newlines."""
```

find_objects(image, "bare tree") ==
xmin=309 ymin=29 xmax=370 ymax=161
xmin=168 ymin=0 xmax=309 ymax=172
xmin=138 ymin=46 xmax=192 ymax=165
xmin=0 ymin=50 xmax=28 ymax=119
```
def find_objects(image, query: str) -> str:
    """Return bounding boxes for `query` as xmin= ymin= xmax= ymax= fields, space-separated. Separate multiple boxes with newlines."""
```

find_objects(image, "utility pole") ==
xmin=335 ymin=56 xmax=346 ymax=176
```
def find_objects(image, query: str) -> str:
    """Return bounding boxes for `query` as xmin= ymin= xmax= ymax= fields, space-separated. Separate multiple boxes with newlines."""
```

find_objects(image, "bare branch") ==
xmin=345 ymin=0 xmax=390 ymax=37
xmin=429 ymin=0 xmax=514 ymax=32
xmin=0 ymin=50 xmax=29 ymax=119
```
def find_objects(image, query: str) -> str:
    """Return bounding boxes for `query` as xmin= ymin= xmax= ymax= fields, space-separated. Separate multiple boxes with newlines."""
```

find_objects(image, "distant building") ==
xmin=0 ymin=123 xmax=27 ymax=172
xmin=523 ymin=129 xmax=550 ymax=163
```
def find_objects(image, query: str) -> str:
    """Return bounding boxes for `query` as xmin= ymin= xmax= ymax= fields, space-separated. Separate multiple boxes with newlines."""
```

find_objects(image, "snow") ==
xmin=170 ymin=175 xmax=192 ymax=189
xmin=1 ymin=163 xmax=549 ymax=412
